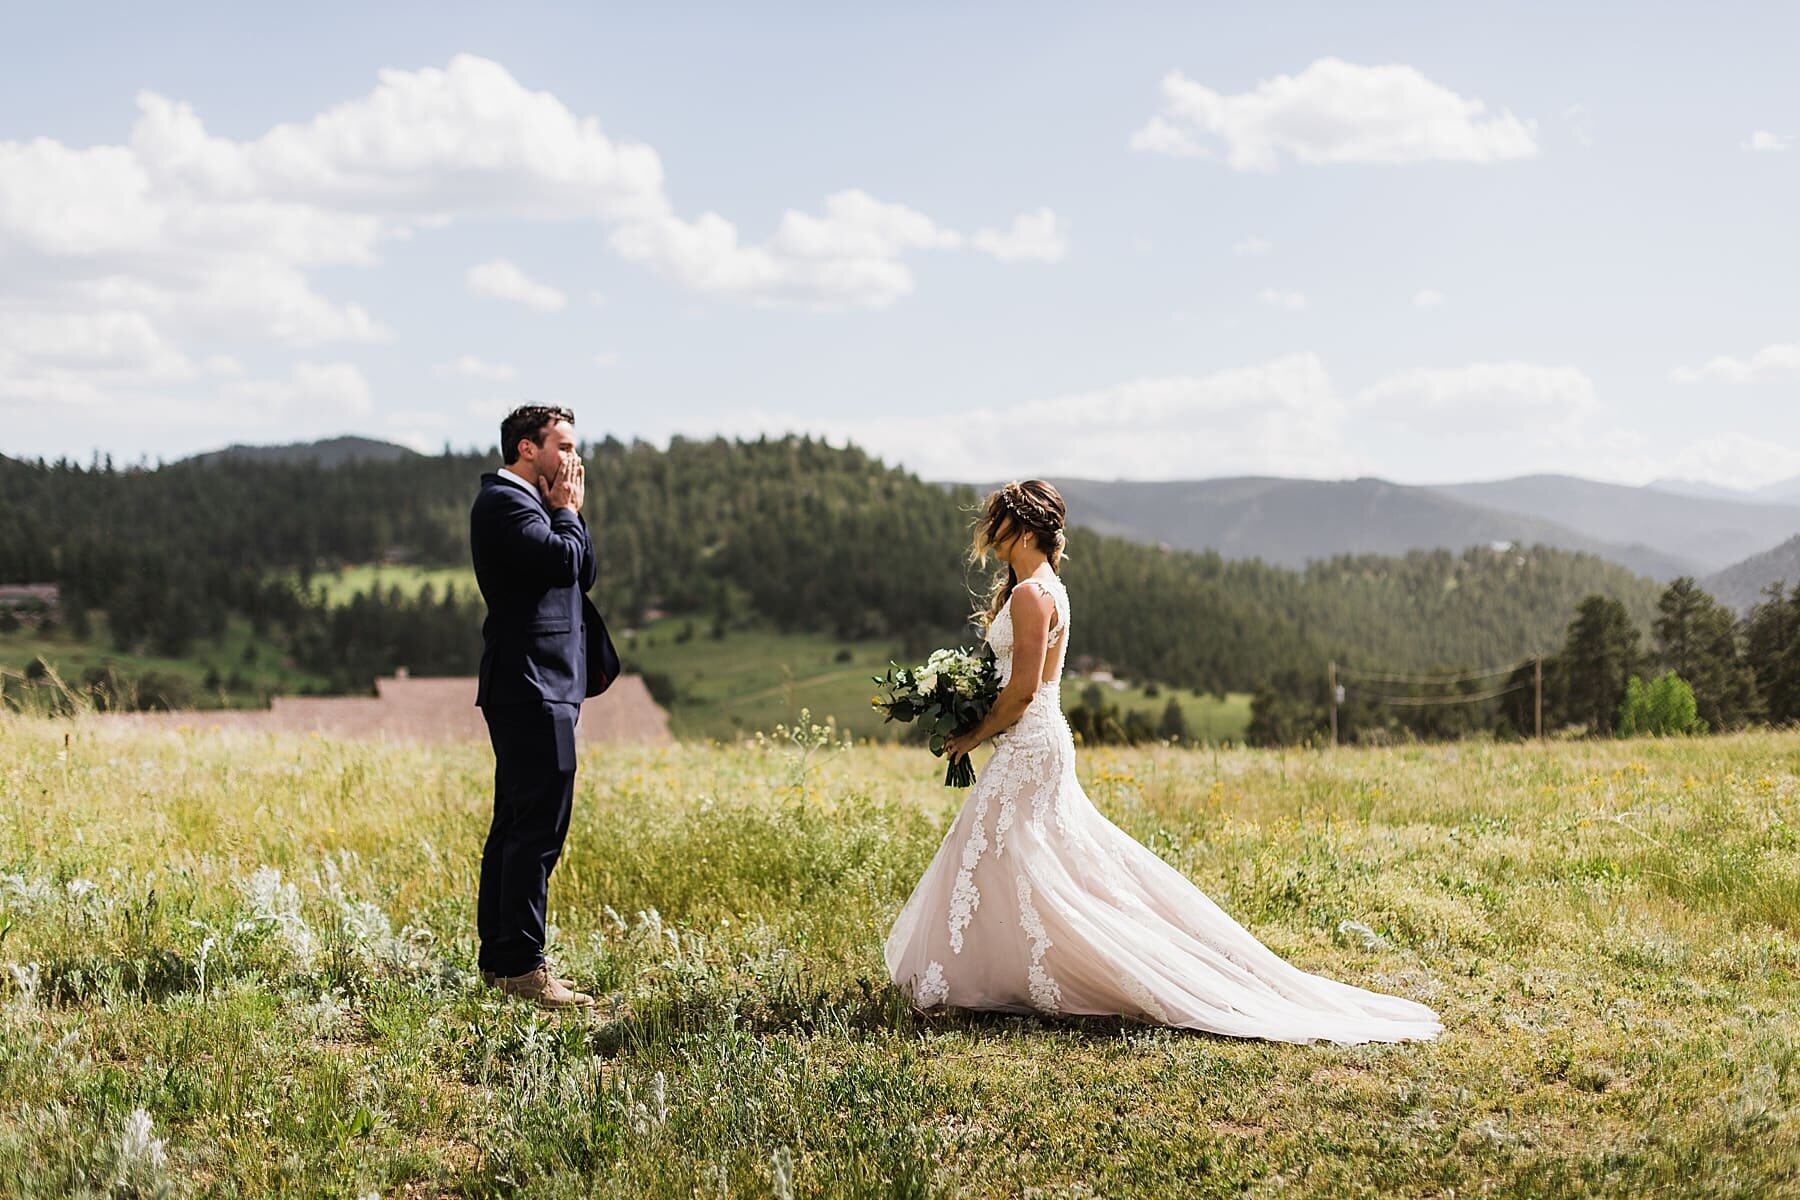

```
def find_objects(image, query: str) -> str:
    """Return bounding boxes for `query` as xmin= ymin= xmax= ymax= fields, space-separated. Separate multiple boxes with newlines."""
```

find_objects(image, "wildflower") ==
xmin=1335 ymin=920 xmax=1387 ymax=951
xmin=772 ymin=1146 xmax=796 ymax=1200
xmin=113 ymin=1107 xmax=168 ymax=1191
xmin=5 ymin=961 xmax=41 ymax=1007
xmin=239 ymin=866 xmax=317 ymax=965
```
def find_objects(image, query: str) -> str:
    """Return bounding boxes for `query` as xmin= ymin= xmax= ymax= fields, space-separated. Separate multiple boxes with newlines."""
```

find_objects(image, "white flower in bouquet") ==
xmin=872 ymin=643 xmax=1002 ymax=787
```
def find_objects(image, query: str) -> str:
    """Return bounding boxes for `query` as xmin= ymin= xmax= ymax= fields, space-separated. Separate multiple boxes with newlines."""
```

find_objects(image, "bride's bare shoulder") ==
xmin=1009 ymin=579 xmax=1057 ymax=625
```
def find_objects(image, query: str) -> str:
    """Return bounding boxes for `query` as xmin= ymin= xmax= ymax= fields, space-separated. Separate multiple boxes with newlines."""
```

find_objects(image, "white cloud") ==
xmin=0 ymin=311 xmax=196 ymax=380
xmin=1660 ymin=432 xmax=1800 ymax=489
xmin=1232 ymin=236 xmax=1272 ymax=256
xmin=971 ymin=208 xmax=1068 ymax=263
xmin=222 ymin=361 xmax=373 ymax=426
xmin=466 ymin=258 xmax=567 ymax=311
xmin=1743 ymin=130 xmax=1792 ymax=152
xmin=594 ymin=351 xmax=621 ymax=368
xmin=1413 ymin=288 xmax=1446 ymax=308
xmin=1129 ymin=115 xmax=1208 ymax=158
xmin=1131 ymin=58 xmax=1538 ymax=170
xmin=634 ymin=354 xmax=1792 ymax=492
xmin=2 ymin=54 xmax=1065 ymax=449
xmin=609 ymin=188 xmax=979 ymax=309
xmin=1356 ymin=362 xmax=1596 ymax=437
xmin=381 ymin=408 xmax=458 ymax=454
xmin=436 ymin=354 xmax=518 ymax=381
xmin=0 ymin=132 xmax=390 ymax=348
xmin=1672 ymin=340 xmax=1800 ymax=384
xmin=183 ymin=57 xmax=669 ymax=225
xmin=1258 ymin=287 xmax=1308 ymax=310
xmin=717 ymin=354 xmax=1360 ymax=481
xmin=465 ymin=399 xmax=522 ymax=423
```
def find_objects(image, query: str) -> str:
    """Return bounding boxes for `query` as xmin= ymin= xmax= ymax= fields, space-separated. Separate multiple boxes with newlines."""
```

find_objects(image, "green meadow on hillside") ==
xmin=302 ymin=564 xmax=479 ymax=608
xmin=2 ymin=721 xmax=1798 ymax=1197
xmin=0 ymin=616 xmax=331 ymax=710
xmin=615 ymin=617 xmax=1252 ymax=743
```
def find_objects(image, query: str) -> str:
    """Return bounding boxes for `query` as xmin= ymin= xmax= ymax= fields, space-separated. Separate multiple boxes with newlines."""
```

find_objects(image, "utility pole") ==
xmin=1328 ymin=660 xmax=1339 ymax=746
xmin=1534 ymin=654 xmax=1543 ymax=740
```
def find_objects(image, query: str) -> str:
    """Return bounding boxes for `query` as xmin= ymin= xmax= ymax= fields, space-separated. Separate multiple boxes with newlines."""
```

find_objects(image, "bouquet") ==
xmin=872 ymin=645 xmax=1001 ymax=787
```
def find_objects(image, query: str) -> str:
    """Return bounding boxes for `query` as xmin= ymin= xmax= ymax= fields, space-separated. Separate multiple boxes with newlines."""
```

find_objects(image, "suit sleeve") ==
xmin=578 ymin=514 xmax=598 ymax=593
xmin=492 ymin=494 xmax=587 ymax=587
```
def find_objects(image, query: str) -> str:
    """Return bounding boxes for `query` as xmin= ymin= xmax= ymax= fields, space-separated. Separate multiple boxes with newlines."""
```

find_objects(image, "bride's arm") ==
xmin=945 ymin=584 xmax=1055 ymax=760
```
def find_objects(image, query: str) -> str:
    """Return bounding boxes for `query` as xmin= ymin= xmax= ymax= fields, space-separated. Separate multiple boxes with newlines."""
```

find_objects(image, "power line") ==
xmin=1342 ymin=680 xmax=1531 ymax=707
xmin=1336 ymin=662 xmax=1524 ymax=684
xmin=1327 ymin=654 xmax=1546 ymax=742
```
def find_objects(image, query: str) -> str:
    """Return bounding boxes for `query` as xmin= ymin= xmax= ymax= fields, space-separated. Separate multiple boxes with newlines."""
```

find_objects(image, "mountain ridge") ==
xmin=28 ymin=435 xmax=1800 ymax=593
xmin=961 ymin=474 xmax=1698 ymax=579
xmin=180 ymin=436 xmax=420 ymax=468
xmin=1429 ymin=474 xmax=1800 ymax=575
xmin=1704 ymin=535 xmax=1800 ymax=612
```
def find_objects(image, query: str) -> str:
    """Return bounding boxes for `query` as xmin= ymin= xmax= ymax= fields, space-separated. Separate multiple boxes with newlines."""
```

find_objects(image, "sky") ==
xmin=2 ymin=1 xmax=1796 ymax=488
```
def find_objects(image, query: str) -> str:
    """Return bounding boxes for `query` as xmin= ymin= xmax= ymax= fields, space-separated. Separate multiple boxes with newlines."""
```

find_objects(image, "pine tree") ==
xmin=1559 ymin=595 xmax=1641 ymax=735
xmin=1653 ymin=578 xmax=1755 ymax=730
xmin=1744 ymin=582 xmax=1798 ymax=718
xmin=1157 ymin=696 xmax=1190 ymax=742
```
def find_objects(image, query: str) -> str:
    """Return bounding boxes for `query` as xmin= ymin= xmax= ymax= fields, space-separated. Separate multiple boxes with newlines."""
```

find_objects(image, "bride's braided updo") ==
xmin=971 ymin=479 xmax=1067 ymax=629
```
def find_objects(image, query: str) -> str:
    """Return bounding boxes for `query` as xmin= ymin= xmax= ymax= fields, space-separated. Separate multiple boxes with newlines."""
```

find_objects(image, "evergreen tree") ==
xmin=1744 ymin=582 xmax=1799 ymax=721
xmin=1559 ymin=595 xmax=1640 ymax=735
xmin=1653 ymin=577 xmax=1757 ymax=730
xmin=1157 ymin=696 xmax=1190 ymax=741
xmin=1247 ymin=669 xmax=1327 ymax=747
xmin=1769 ymin=634 xmax=1800 ymax=725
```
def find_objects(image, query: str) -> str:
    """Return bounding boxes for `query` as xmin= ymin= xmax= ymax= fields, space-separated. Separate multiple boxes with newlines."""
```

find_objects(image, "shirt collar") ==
xmin=496 ymin=466 xmax=540 ymax=500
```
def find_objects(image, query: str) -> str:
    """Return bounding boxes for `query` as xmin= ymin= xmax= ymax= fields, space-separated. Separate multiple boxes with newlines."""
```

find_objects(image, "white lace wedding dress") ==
xmin=885 ymin=574 xmax=1442 ymax=1045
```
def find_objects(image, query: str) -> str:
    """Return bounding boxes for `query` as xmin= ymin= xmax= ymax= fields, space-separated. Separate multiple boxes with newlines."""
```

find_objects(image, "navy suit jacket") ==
xmin=470 ymin=472 xmax=620 ymax=708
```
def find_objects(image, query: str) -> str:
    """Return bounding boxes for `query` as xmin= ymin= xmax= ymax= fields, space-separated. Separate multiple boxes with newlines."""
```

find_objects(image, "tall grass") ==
xmin=2 ymin=718 xmax=1797 ymax=1197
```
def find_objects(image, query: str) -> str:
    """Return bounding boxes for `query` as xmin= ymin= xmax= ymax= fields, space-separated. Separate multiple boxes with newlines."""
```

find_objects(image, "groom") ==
xmin=470 ymin=404 xmax=619 ymax=1009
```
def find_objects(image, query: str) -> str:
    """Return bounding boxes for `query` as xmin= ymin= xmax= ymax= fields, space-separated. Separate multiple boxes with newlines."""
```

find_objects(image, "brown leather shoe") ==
xmin=494 ymin=964 xmax=594 ymax=1009
xmin=482 ymin=968 xmax=576 ymax=990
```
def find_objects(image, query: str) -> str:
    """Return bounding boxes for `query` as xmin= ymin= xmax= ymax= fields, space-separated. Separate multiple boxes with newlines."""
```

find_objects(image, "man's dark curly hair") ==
xmin=500 ymin=405 xmax=576 ymax=465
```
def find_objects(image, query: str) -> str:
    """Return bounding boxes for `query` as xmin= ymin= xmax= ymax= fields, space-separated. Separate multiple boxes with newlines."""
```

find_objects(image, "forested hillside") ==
xmin=1704 ymin=535 xmax=1800 ymax=614
xmin=1 ymin=438 xmax=1666 ymax=705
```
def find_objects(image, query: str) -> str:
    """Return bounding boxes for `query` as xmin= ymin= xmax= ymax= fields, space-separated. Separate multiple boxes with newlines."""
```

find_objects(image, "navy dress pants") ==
xmin=477 ymin=700 xmax=579 ymax=977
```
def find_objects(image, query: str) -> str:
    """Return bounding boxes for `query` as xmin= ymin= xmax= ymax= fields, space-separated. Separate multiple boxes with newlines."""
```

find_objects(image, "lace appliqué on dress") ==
xmin=946 ymin=791 xmax=988 ymax=953
xmin=1120 ymin=972 xmax=1170 ymax=1024
xmin=915 ymin=960 xmax=950 ymax=1008
xmin=1014 ymin=874 xmax=1064 ymax=1012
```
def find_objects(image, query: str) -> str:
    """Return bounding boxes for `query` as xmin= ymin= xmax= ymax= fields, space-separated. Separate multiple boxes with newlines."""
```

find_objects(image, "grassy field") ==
xmin=617 ymin=618 xmax=910 ymax=741
xmin=1073 ymin=680 xmax=1255 ymax=745
xmin=303 ymin=564 xmax=478 ymax=607
xmin=2 ymin=720 xmax=1798 ymax=1197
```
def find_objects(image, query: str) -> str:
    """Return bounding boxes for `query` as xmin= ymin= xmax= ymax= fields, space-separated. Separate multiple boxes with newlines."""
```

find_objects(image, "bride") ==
xmin=884 ymin=480 xmax=1442 ymax=1044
